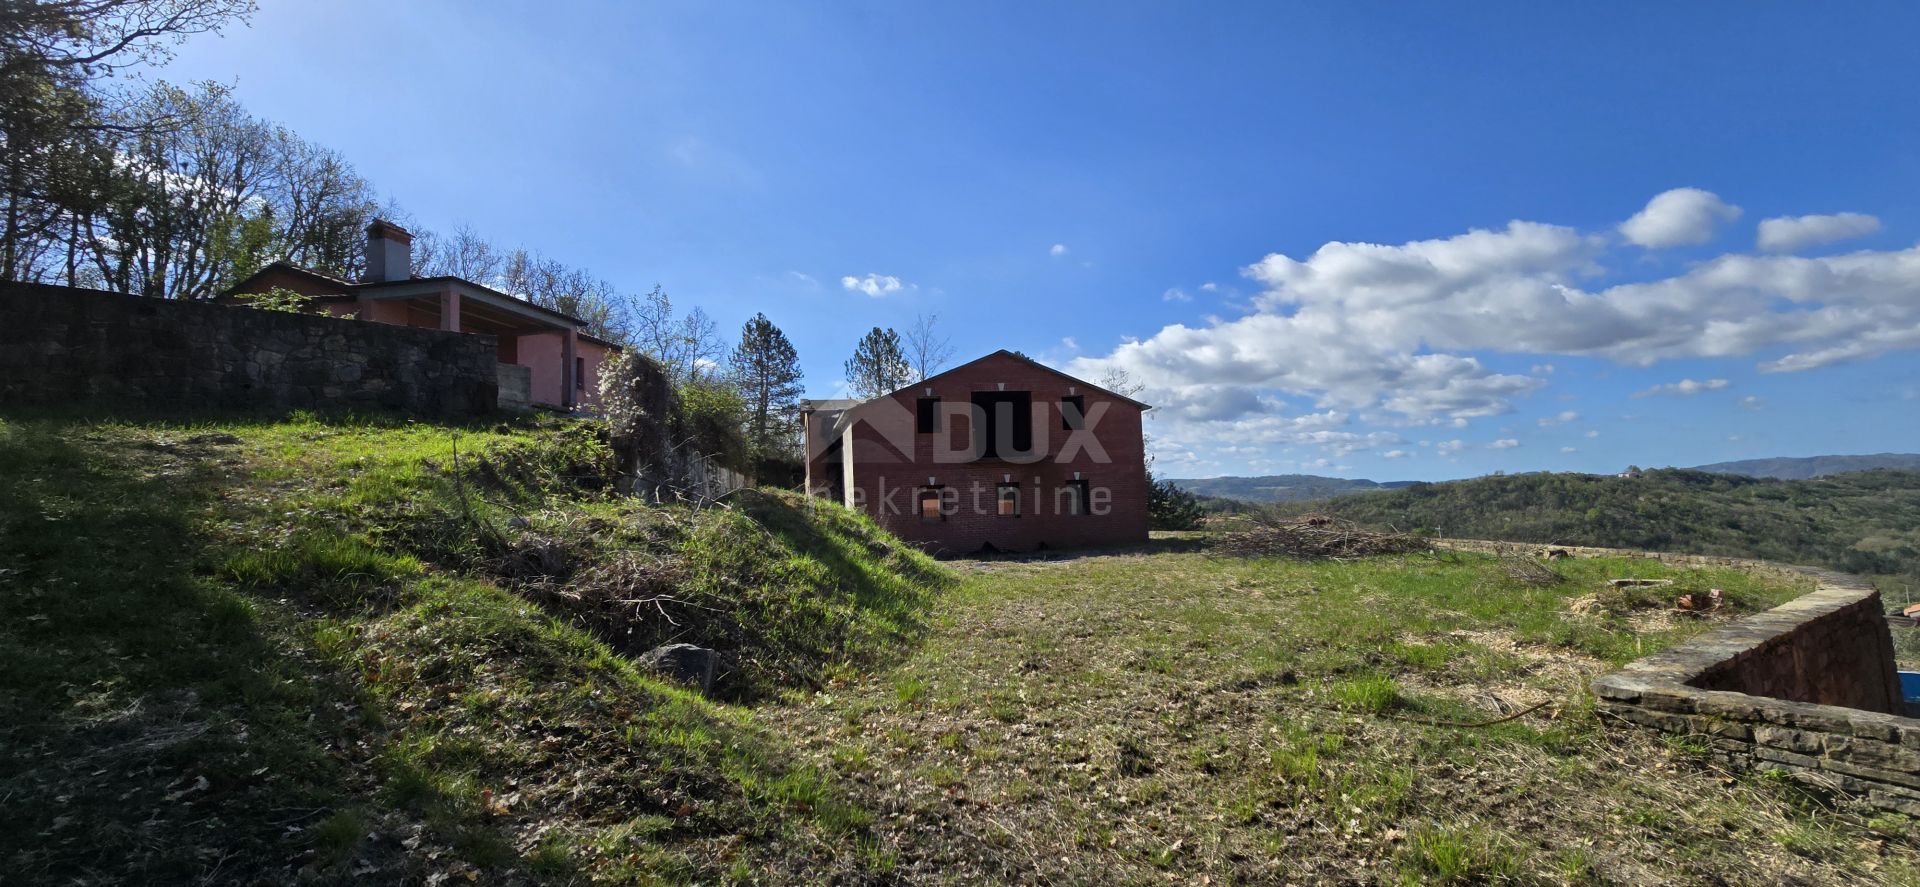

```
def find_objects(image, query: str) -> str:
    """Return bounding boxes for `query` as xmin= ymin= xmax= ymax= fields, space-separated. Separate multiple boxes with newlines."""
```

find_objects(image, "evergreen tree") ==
xmin=727 ymin=312 xmax=804 ymax=458
xmin=844 ymin=327 xmax=912 ymax=399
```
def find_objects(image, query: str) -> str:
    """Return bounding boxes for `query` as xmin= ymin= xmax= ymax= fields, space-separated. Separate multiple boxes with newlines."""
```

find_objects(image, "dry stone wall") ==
xmin=1 ymin=282 xmax=497 ymax=416
xmin=1440 ymin=540 xmax=1919 ymax=815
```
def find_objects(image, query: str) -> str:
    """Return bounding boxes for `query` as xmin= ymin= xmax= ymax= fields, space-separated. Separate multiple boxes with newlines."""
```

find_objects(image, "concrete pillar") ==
xmin=439 ymin=287 xmax=461 ymax=332
xmin=561 ymin=327 xmax=578 ymax=409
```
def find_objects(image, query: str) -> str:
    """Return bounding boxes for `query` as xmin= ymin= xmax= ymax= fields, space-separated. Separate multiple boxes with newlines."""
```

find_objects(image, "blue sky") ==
xmin=154 ymin=2 xmax=1920 ymax=480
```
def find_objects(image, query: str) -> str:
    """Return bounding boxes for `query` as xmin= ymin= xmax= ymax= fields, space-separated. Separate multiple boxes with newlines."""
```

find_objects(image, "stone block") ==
xmin=1753 ymin=745 xmax=1821 ymax=769
xmin=1754 ymin=725 xmax=1823 ymax=754
xmin=1822 ymin=735 xmax=1920 ymax=774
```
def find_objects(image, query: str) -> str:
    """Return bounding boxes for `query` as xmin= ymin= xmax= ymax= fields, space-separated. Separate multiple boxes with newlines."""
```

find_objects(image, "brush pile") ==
xmin=1214 ymin=514 xmax=1432 ymax=560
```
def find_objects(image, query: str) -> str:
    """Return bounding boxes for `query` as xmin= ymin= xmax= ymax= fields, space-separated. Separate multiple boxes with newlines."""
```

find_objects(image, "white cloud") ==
xmin=1739 ymin=395 xmax=1764 ymax=410
xmin=1488 ymin=438 xmax=1521 ymax=449
xmin=1561 ymin=446 xmax=1578 ymax=453
xmin=1619 ymin=187 xmax=1741 ymax=248
xmin=840 ymin=273 xmax=906 ymax=297
xmin=1436 ymin=439 xmax=1466 ymax=455
xmin=1069 ymin=188 xmax=1920 ymax=470
xmin=1633 ymin=378 xmax=1730 ymax=398
xmin=1381 ymin=449 xmax=1411 ymax=459
xmin=1538 ymin=410 xmax=1579 ymax=427
xmin=1200 ymin=282 xmax=1219 ymax=292
xmin=1061 ymin=336 xmax=1079 ymax=351
xmin=787 ymin=270 xmax=818 ymax=287
xmin=1050 ymin=243 xmax=1068 ymax=257
xmin=1757 ymin=212 xmax=1880 ymax=253
xmin=1585 ymin=430 xmax=1600 ymax=439
xmin=1161 ymin=287 xmax=1190 ymax=302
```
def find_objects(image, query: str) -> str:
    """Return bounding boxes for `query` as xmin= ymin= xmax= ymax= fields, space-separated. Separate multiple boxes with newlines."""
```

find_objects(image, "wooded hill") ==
xmin=1693 ymin=453 xmax=1920 ymax=480
xmin=1278 ymin=468 xmax=1920 ymax=595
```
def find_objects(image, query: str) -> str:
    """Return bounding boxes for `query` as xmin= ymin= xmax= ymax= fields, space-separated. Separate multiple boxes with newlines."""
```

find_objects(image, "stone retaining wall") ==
xmin=1 ymin=282 xmax=497 ymax=416
xmin=1439 ymin=540 xmax=1919 ymax=814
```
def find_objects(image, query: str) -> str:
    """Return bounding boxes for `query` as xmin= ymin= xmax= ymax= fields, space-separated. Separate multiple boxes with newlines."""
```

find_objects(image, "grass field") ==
xmin=2 ymin=408 xmax=1915 ymax=885
xmin=766 ymin=548 xmax=1920 ymax=885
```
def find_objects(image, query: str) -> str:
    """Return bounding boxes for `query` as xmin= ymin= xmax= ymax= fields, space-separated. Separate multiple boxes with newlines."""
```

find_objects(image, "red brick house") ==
xmin=803 ymin=350 xmax=1151 ymax=554
xmin=225 ymin=220 xmax=617 ymax=410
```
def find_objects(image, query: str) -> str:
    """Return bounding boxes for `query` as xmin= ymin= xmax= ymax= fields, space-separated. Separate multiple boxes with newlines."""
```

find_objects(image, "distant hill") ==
xmin=1693 ymin=453 xmax=1920 ymax=480
xmin=1278 ymin=468 xmax=1920 ymax=592
xmin=1170 ymin=473 xmax=1416 ymax=504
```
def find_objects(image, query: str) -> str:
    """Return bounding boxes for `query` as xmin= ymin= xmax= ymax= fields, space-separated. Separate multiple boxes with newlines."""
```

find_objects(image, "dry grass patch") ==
xmin=767 ymin=548 xmax=1920 ymax=885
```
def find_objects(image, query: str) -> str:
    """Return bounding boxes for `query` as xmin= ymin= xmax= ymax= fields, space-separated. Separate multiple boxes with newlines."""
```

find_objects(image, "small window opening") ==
xmin=919 ymin=487 xmax=944 ymax=522
xmin=1060 ymin=395 xmax=1086 ymax=431
xmin=575 ymin=356 xmax=586 ymax=391
xmin=916 ymin=397 xmax=940 ymax=434
xmin=997 ymin=483 xmax=1021 ymax=517
xmin=1061 ymin=479 xmax=1091 ymax=516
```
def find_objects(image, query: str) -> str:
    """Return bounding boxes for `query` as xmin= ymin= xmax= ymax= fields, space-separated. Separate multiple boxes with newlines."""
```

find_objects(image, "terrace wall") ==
xmin=0 ymin=282 xmax=497 ymax=416
xmin=1450 ymin=541 xmax=1920 ymax=815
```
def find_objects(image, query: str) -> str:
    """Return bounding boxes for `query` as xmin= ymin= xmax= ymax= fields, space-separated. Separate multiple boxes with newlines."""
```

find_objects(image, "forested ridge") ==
xmin=1282 ymin=468 xmax=1920 ymax=593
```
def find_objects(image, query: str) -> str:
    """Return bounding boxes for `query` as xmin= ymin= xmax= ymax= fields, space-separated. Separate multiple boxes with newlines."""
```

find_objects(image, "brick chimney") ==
xmin=363 ymin=219 xmax=413 ymax=283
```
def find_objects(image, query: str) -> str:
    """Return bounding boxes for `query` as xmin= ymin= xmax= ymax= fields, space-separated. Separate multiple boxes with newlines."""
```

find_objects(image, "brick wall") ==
xmin=1 ymin=282 xmax=497 ymax=416
xmin=813 ymin=352 xmax=1150 ymax=554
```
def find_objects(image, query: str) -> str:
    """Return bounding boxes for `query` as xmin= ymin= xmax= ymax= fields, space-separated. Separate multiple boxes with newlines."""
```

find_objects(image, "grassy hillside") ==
xmin=0 ymin=409 xmax=950 ymax=883
xmin=5 ymin=407 xmax=1914 ymax=884
xmin=1694 ymin=452 xmax=1920 ymax=480
xmin=1281 ymin=467 xmax=1920 ymax=597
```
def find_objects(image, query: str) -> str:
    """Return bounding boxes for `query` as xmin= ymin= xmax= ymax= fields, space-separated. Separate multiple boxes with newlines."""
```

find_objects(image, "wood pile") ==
xmin=1214 ymin=515 xmax=1433 ymax=560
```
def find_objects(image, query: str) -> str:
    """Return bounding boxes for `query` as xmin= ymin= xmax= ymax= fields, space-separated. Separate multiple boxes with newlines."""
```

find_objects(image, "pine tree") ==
xmin=727 ymin=312 xmax=804 ymax=458
xmin=844 ymin=327 xmax=913 ymax=399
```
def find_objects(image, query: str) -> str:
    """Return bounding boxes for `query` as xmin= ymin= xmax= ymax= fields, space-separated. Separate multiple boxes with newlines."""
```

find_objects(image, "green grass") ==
xmin=6 ymin=405 xmax=1918 ymax=885
xmin=762 ymin=544 xmax=1920 ymax=885
xmin=0 ymin=409 xmax=948 ymax=883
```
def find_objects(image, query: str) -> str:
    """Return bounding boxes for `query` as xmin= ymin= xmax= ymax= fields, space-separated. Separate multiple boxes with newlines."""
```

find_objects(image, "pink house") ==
xmin=225 ymin=220 xmax=617 ymax=410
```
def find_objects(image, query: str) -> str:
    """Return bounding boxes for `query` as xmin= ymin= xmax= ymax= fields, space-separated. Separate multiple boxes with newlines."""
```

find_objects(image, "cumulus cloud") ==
xmin=1619 ymin=187 xmax=1741 ymax=248
xmin=1585 ymin=430 xmax=1600 ymax=439
xmin=1561 ymin=446 xmax=1578 ymax=453
xmin=1488 ymin=438 xmax=1521 ymax=449
xmin=1436 ymin=440 xmax=1466 ymax=455
xmin=1070 ymin=188 xmax=1920 ymax=467
xmin=1161 ymin=287 xmax=1190 ymax=302
xmin=1538 ymin=410 xmax=1579 ymax=427
xmin=1381 ymin=449 xmax=1411 ymax=459
xmin=1050 ymin=243 xmax=1068 ymax=256
xmin=840 ymin=273 xmax=906 ymax=297
xmin=1200 ymin=282 xmax=1219 ymax=292
xmin=1739 ymin=395 xmax=1763 ymax=410
xmin=1633 ymin=378 xmax=1730 ymax=398
xmin=1757 ymin=212 xmax=1879 ymax=253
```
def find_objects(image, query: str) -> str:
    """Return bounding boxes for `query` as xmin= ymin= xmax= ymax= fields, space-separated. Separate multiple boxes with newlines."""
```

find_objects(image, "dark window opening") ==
xmin=575 ymin=356 xmax=586 ymax=391
xmin=997 ymin=483 xmax=1020 ymax=517
xmin=1060 ymin=395 xmax=1086 ymax=431
xmin=919 ymin=487 xmax=944 ymax=522
xmin=970 ymin=391 xmax=1032 ymax=460
xmin=1062 ymin=479 xmax=1091 ymax=516
xmin=916 ymin=397 xmax=940 ymax=433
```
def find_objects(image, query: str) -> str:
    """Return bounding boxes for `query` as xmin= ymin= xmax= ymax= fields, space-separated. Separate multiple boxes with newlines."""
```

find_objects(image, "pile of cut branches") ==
xmin=1214 ymin=514 xmax=1432 ymax=560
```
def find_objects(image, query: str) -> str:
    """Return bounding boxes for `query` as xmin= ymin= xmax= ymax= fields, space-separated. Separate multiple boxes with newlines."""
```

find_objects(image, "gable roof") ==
xmin=227 ymin=260 xmax=359 ymax=296
xmin=879 ymin=349 xmax=1152 ymax=411
xmin=223 ymin=261 xmax=604 ymax=334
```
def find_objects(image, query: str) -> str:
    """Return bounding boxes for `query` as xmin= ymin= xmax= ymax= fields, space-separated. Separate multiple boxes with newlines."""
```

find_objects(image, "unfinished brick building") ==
xmin=802 ymin=350 xmax=1150 ymax=554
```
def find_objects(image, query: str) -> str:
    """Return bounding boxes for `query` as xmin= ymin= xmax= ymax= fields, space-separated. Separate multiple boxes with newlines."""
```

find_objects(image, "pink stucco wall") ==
xmin=516 ymin=332 xmax=612 ymax=408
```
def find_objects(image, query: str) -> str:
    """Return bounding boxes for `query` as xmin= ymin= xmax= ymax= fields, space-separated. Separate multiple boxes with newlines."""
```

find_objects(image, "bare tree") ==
xmin=417 ymin=223 xmax=500 ymax=283
xmin=633 ymin=284 xmax=720 ymax=384
xmin=904 ymin=312 xmax=956 ymax=381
